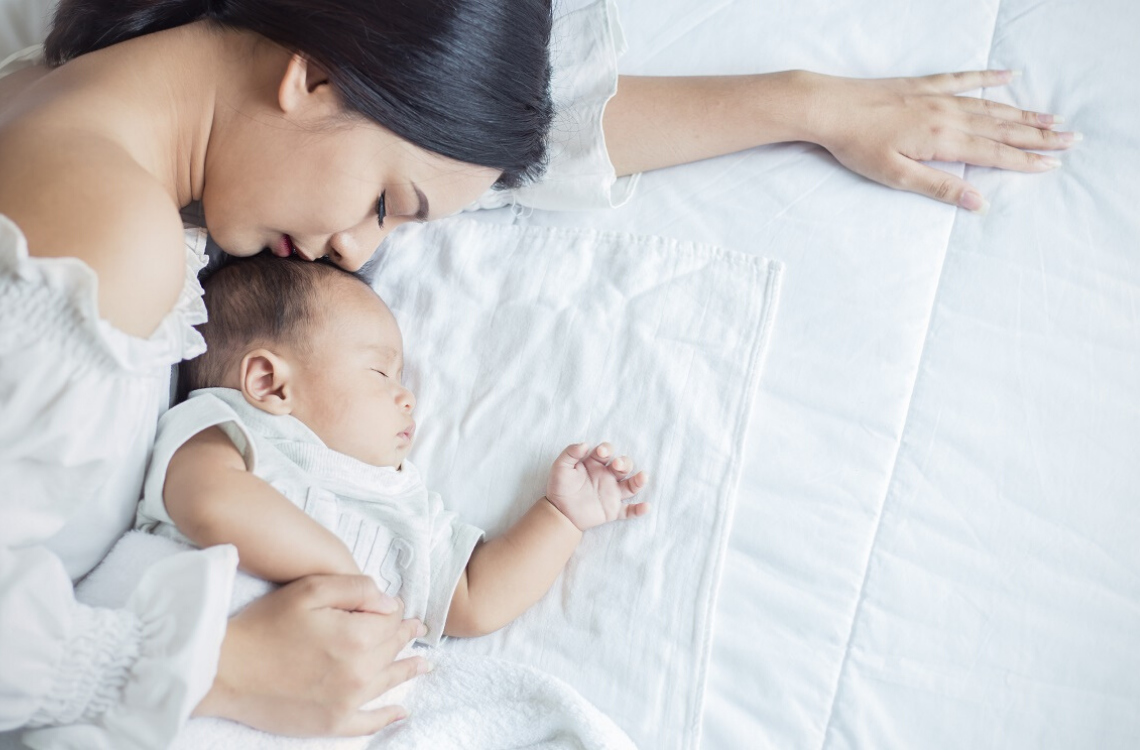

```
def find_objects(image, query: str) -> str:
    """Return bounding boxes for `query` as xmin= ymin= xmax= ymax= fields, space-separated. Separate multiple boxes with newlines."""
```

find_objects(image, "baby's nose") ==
xmin=399 ymin=389 xmax=416 ymax=411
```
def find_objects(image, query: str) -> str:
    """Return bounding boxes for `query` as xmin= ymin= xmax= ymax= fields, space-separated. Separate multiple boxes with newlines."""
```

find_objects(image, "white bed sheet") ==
xmin=2 ymin=0 xmax=1137 ymax=747
xmin=473 ymin=1 xmax=1140 ymax=747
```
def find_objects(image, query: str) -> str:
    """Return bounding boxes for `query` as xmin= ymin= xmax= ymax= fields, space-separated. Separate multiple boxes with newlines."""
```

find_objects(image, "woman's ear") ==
xmin=277 ymin=53 xmax=334 ymax=116
xmin=239 ymin=348 xmax=295 ymax=415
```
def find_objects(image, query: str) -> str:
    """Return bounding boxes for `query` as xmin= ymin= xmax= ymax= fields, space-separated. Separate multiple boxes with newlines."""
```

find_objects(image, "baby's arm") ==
xmin=445 ymin=442 xmax=648 ymax=637
xmin=164 ymin=426 xmax=359 ymax=582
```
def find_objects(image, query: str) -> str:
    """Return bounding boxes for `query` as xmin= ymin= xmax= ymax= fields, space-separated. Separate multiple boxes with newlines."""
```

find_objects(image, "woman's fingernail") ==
xmin=1060 ymin=131 xmax=1084 ymax=144
xmin=959 ymin=191 xmax=990 ymax=214
xmin=417 ymin=622 xmax=428 ymax=638
xmin=1037 ymin=113 xmax=1060 ymax=126
xmin=1004 ymin=69 xmax=1023 ymax=80
xmin=418 ymin=659 xmax=433 ymax=674
xmin=1040 ymin=156 xmax=1062 ymax=169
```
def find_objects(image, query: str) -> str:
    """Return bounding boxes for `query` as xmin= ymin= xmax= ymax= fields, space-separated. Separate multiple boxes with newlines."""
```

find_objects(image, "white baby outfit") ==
xmin=135 ymin=388 xmax=484 ymax=646
xmin=0 ymin=1 xmax=632 ymax=746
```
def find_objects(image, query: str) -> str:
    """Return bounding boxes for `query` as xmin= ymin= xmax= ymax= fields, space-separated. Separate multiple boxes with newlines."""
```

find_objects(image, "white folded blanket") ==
xmin=75 ymin=217 xmax=782 ymax=749
xmin=372 ymin=218 xmax=782 ymax=749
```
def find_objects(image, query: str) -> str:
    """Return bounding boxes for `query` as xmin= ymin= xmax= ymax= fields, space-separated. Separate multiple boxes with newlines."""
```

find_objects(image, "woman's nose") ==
xmin=327 ymin=220 xmax=389 ymax=272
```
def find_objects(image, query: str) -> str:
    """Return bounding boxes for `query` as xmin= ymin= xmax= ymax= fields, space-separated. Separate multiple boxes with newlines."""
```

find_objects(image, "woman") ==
xmin=0 ymin=0 xmax=1073 ymax=746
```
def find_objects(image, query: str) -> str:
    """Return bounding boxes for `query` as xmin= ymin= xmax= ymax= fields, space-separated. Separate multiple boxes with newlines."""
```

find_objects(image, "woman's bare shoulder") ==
xmin=0 ymin=126 xmax=186 ymax=338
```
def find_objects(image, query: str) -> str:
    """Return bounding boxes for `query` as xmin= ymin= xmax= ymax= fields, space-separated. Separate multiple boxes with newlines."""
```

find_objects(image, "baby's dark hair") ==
xmin=177 ymin=252 xmax=369 ymax=401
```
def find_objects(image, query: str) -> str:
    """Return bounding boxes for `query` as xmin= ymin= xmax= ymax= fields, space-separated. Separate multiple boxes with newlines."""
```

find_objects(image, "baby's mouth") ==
xmin=399 ymin=423 xmax=417 ymax=442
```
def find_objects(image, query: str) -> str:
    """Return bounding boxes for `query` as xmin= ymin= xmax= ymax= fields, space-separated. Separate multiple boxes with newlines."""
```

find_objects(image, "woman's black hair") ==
xmin=45 ymin=0 xmax=553 ymax=188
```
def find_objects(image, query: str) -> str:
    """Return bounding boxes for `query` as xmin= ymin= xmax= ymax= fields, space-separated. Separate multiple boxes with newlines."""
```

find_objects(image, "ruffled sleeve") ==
xmin=0 ymin=545 xmax=236 ymax=750
xmin=0 ymin=214 xmax=234 ymax=748
xmin=466 ymin=0 xmax=638 ymax=213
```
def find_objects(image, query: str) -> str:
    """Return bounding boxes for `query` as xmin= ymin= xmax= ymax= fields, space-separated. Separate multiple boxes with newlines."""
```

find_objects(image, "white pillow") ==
xmin=0 ymin=0 xmax=52 ymax=62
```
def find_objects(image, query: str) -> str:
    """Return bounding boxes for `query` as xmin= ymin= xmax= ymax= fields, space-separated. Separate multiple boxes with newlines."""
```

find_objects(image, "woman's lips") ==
xmin=272 ymin=234 xmax=296 ymax=258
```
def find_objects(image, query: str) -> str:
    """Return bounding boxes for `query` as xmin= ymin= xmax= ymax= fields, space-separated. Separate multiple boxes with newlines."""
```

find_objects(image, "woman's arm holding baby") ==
xmin=445 ymin=443 xmax=648 ymax=637
xmin=605 ymin=70 xmax=1077 ymax=212
xmin=165 ymin=427 xmax=359 ymax=582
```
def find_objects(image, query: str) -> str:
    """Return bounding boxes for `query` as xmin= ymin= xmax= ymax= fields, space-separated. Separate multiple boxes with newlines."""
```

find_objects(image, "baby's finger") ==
xmin=610 ymin=455 xmax=634 ymax=476
xmin=954 ymin=96 xmax=1063 ymax=130
xmin=914 ymin=69 xmax=1015 ymax=95
xmin=588 ymin=442 xmax=614 ymax=466
xmin=619 ymin=470 xmax=648 ymax=499
xmin=619 ymin=501 xmax=650 ymax=520
xmin=962 ymin=113 xmax=1077 ymax=151
xmin=885 ymin=155 xmax=988 ymax=214
xmin=554 ymin=442 xmax=589 ymax=469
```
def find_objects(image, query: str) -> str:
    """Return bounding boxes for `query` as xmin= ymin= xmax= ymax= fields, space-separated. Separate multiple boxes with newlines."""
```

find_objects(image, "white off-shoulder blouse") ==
xmin=0 ymin=1 xmax=633 ymax=746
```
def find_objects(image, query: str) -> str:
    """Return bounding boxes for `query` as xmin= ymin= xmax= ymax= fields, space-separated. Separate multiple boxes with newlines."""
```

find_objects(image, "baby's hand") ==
xmin=545 ymin=442 xmax=649 ymax=531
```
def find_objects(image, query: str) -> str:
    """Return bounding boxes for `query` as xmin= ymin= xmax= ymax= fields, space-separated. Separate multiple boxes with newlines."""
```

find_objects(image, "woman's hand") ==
xmin=606 ymin=70 xmax=1079 ymax=212
xmin=800 ymin=69 xmax=1079 ymax=212
xmin=194 ymin=574 xmax=428 ymax=737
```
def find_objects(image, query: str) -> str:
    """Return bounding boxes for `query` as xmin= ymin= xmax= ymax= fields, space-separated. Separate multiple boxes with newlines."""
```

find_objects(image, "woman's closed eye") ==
xmin=376 ymin=192 xmax=387 ymax=228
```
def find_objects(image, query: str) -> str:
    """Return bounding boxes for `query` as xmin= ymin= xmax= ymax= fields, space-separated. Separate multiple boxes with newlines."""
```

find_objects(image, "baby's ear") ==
xmin=240 ymin=349 xmax=294 ymax=415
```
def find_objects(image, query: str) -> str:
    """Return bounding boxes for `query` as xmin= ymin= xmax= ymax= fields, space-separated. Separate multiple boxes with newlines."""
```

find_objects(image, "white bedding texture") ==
xmin=2 ymin=0 xmax=1138 ymax=748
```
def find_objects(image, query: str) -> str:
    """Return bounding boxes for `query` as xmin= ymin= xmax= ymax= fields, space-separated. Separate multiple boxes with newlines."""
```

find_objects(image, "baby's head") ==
xmin=181 ymin=253 xmax=416 ymax=468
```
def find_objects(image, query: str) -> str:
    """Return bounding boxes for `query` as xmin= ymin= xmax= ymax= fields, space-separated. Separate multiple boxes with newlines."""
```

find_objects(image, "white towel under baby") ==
xmin=369 ymin=217 xmax=782 ymax=749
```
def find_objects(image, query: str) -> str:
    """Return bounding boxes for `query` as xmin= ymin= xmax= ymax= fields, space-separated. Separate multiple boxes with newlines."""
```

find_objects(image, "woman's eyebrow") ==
xmin=412 ymin=183 xmax=430 ymax=222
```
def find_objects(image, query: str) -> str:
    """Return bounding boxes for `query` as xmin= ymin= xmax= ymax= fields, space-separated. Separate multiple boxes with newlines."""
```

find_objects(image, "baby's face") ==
xmin=288 ymin=277 xmax=416 ymax=468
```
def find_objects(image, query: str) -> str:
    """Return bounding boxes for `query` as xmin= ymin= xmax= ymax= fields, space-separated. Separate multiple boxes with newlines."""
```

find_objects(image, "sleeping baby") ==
xmin=135 ymin=252 xmax=650 ymax=650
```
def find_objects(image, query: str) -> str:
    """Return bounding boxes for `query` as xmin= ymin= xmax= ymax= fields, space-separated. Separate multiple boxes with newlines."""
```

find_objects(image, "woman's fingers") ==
xmin=360 ymin=654 xmax=430 ymax=710
xmin=954 ymin=96 xmax=1061 ymax=129
xmin=911 ymin=69 xmax=1016 ymax=95
xmin=340 ymin=704 xmax=409 ymax=736
xmin=960 ymin=113 xmax=1075 ymax=151
xmin=886 ymin=155 xmax=987 ymax=212
xmin=951 ymin=133 xmax=1062 ymax=172
xmin=295 ymin=573 xmax=402 ymax=616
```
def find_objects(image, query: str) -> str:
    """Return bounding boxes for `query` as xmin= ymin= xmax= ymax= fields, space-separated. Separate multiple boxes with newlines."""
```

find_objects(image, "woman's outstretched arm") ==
xmin=604 ymin=70 xmax=1077 ymax=212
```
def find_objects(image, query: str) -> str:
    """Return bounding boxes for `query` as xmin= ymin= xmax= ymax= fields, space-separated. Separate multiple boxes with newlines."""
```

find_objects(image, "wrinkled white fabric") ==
xmin=136 ymin=388 xmax=484 ymax=646
xmin=0 ymin=211 xmax=236 ymax=750
xmin=73 ymin=532 xmax=638 ymax=750
xmin=374 ymin=219 xmax=783 ymax=750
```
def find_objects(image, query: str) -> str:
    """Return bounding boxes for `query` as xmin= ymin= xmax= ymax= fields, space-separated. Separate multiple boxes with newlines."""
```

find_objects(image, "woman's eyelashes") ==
xmin=376 ymin=192 xmax=387 ymax=228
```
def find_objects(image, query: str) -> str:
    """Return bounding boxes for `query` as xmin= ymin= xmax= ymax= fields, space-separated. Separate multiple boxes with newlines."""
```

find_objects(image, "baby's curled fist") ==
xmin=545 ymin=442 xmax=649 ymax=531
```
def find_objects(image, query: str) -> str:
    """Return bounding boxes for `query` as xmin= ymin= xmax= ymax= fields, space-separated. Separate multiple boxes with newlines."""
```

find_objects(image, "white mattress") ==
xmin=3 ymin=0 xmax=1137 ymax=747
xmin=486 ymin=1 xmax=1140 ymax=747
xmin=609 ymin=1 xmax=1140 ymax=747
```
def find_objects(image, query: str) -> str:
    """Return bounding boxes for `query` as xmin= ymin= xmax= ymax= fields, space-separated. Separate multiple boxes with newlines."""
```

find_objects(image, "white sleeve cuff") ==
xmin=467 ymin=0 xmax=639 ymax=213
xmin=25 ymin=605 xmax=143 ymax=729
xmin=21 ymin=545 xmax=236 ymax=750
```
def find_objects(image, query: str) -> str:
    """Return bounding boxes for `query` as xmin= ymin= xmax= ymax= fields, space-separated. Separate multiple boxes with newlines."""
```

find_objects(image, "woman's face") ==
xmin=200 ymin=55 xmax=500 ymax=271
